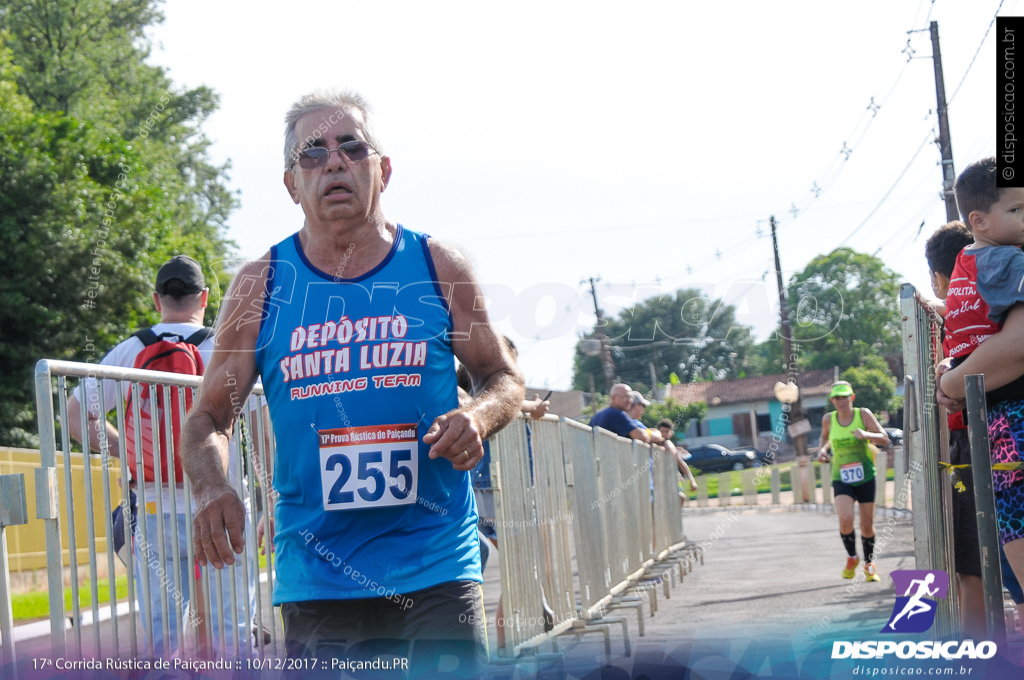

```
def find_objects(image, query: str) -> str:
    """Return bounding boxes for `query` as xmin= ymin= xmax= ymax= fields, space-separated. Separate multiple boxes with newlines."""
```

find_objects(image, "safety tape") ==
xmin=938 ymin=460 xmax=1024 ymax=494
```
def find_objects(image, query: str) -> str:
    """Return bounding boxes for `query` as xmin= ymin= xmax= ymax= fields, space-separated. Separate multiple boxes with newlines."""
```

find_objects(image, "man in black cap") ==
xmin=66 ymin=255 xmax=262 ymax=657
xmin=154 ymin=254 xmax=207 ymax=296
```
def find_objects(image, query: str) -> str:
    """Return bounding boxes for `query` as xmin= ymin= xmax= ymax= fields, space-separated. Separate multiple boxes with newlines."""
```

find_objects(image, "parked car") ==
xmin=885 ymin=428 xmax=903 ymax=448
xmin=735 ymin=446 xmax=774 ymax=467
xmin=680 ymin=444 xmax=757 ymax=473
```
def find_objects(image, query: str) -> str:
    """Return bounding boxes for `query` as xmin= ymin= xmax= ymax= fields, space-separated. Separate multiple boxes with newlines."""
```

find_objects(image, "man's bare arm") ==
xmin=66 ymin=395 xmax=120 ymax=456
xmin=629 ymin=427 xmax=650 ymax=442
xmin=183 ymin=257 xmax=269 ymax=568
xmin=521 ymin=394 xmax=550 ymax=419
xmin=940 ymin=303 xmax=1024 ymax=399
xmin=423 ymin=240 xmax=524 ymax=471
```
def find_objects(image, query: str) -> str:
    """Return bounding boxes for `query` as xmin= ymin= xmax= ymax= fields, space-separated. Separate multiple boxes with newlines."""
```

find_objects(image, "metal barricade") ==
xmin=528 ymin=417 xmax=576 ymax=635
xmin=592 ymin=433 xmax=647 ymax=633
xmin=964 ymin=375 xmax=1005 ymax=642
xmin=875 ymin=446 xmax=889 ymax=508
xmin=651 ymin=448 xmax=674 ymax=556
xmin=593 ymin=429 xmax=629 ymax=589
xmin=32 ymin=359 xmax=280 ymax=660
xmin=626 ymin=440 xmax=651 ymax=576
xmin=0 ymin=473 xmax=28 ymax=676
xmin=560 ymin=419 xmax=610 ymax=618
xmin=898 ymin=283 xmax=958 ymax=637
xmin=646 ymin=447 xmax=691 ymax=591
xmin=489 ymin=417 xmax=546 ymax=656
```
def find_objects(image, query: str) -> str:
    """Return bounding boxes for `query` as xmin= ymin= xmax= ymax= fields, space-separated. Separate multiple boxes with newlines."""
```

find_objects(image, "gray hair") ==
xmin=283 ymin=89 xmax=385 ymax=169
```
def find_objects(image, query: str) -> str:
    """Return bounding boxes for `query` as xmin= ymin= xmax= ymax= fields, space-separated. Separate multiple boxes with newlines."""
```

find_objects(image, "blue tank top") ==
xmin=255 ymin=226 xmax=480 ymax=604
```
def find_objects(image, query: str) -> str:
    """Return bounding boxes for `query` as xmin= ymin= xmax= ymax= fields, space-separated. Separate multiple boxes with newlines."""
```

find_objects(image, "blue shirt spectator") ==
xmin=589 ymin=383 xmax=647 ymax=440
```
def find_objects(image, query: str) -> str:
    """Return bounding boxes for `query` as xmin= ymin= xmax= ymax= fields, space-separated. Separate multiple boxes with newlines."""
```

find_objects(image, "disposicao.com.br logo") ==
xmin=831 ymin=570 xmax=997 ymax=661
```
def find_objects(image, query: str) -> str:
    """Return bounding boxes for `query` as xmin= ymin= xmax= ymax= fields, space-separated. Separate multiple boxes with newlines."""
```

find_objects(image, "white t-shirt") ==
xmin=74 ymin=322 xmax=263 ymax=510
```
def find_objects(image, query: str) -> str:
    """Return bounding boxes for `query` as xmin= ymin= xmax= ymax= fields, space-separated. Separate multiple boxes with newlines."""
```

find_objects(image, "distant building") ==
xmin=666 ymin=368 xmax=838 ymax=450
xmin=525 ymin=387 xmax=587 ymax=421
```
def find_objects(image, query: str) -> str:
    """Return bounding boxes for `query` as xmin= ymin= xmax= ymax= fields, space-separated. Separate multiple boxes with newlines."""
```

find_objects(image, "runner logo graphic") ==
xmin=881 ymin=570 xmax=949 ymax=634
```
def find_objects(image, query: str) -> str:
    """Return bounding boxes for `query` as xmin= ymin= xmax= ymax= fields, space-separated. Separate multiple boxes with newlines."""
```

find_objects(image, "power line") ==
xmin=947 ymin=0 xmax=1006 ymax=106
xmin=837 ymin=128 xmax=935 ymax=247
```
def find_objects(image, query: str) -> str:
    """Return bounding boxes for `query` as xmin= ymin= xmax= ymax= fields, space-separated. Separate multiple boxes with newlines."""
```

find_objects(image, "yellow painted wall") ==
xmin=0 ymin=447 xmax=124 ymax=572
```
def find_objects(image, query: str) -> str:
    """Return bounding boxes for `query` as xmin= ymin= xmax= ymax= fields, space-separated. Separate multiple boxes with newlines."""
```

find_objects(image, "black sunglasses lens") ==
xmin=342 ymin=142 xmax=370 ymax=161
xmin=298 ymin=147 xmax=328 ymax=169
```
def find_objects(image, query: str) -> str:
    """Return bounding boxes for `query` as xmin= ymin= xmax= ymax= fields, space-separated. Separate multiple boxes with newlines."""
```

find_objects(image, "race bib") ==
xmin=840 ymin=462 xmax=865 ymax=485
xmin=319 ymin=424 xmax=419 ymax=510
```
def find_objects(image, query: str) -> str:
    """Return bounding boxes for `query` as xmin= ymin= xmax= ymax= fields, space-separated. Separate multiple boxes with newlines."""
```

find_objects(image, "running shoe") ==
xmin=864 ymin=562 xmax=880 ymax=582
xmin=842 ymin=556 xmax=860 ymax=579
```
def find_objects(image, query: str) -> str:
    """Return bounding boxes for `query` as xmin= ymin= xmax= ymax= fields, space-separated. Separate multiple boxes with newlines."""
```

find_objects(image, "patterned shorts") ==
xmin=988 ymin=400 xmax=1024 ymax=544
xmin=995 ymin=485 xmax=1024 ymax=545
xmin=988 ymin=399 xmax=1024 ymax=493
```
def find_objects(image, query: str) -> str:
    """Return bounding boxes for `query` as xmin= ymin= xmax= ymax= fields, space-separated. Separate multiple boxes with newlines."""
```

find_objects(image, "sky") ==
xmin=145 ymin=0 xmax=1021 ymax=391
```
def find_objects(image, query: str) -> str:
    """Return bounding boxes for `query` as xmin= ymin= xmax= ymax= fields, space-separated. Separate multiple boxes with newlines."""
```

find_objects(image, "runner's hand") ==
xmin=424 ymin=410 xmax=485 ymax=471
xmin=192 ymin=485 xmax=246 ymax=569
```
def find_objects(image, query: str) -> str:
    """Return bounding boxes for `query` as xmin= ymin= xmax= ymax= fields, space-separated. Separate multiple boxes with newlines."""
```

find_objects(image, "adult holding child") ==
xmin=817 ymin=381 xmax=890 ymax=583
xmin=937 ymin=156 xmax=1024 ymax=602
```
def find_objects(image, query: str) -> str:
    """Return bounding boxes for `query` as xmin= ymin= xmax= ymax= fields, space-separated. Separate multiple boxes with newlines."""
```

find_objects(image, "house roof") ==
xmin=666 ymin=368 xmax=837 ymax=407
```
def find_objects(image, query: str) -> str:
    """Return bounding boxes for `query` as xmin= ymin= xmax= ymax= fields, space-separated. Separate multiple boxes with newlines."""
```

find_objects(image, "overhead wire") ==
xmin=581 ymin=0 xmax=999 ymax=341
xmin=946 ymin=0 xmax=1006 ymax=106
xmin=836 ymin=128 xmax=936 ymax=247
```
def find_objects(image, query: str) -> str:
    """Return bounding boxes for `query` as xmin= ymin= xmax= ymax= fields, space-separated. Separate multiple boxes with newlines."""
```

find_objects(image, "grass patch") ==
xmin=13 ymin=550 xmax=272 ymax=623
xmin=12 ymin=574 xmax=130 ymax=622
xmin=688 ymin=459 xmax=897 ymax=500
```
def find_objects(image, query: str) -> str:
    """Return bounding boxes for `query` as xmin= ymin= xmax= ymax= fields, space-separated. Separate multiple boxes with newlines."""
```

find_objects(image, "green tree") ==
xmin=572 ymin=289 xmax=756 ymax=394
xmin=640 ymin=398 xmax=707 ymax=436
xmin=785 ymin=247 xmax=901 ymax=369
xmin=0 ymin=2 xmax=235 ymax=447
xmin=751 ymin=248 xmax=902 ymax=382
xmin=840 ymin=366 xmax=896 ymax=416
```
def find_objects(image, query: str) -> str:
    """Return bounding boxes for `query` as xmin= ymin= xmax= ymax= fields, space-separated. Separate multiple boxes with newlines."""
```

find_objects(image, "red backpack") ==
xmin=124 ymin=327 xmax=213 ymax=485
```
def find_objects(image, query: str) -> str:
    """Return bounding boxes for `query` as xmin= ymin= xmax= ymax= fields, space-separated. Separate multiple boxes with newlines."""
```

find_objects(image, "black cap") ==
xmin=155 ymin=255 xmax=205 ymax=295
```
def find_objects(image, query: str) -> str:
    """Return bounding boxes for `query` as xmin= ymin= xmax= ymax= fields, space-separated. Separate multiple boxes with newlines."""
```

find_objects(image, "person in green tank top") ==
xmin=816 ymin=381 xmax=890 ymax=582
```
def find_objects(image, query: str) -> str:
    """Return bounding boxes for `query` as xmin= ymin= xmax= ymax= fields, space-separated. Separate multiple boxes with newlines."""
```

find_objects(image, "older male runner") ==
xmin=182 ymin=90 xmax=524 ymax=675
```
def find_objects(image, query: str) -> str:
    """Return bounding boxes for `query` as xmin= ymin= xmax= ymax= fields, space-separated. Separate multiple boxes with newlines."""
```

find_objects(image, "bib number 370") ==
xmin=839 ymin=462 xmax=865 ymax=485
xmin=319 ymin=424 xmax=419 ymax=510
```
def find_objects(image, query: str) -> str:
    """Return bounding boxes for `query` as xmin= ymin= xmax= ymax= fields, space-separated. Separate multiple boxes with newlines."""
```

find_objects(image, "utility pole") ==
xmin=770 ymin=216 xmax=811 ymax=501
xmin=930 ymin=21 xmax=959 ymax=222
xmin=585 ymin=276 xmax=616 ymax=392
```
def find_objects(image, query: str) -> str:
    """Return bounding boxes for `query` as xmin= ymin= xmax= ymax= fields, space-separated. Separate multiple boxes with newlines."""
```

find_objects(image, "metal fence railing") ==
xmin=26 ymin=359 xmax=280 ymax=663
xmin=899 ymin=283 xmax=964 ymax=639
xmin=2 ymin=362 xmax=706 ymax=671
xmin=489 ymin=417 xmax=702 ymax=660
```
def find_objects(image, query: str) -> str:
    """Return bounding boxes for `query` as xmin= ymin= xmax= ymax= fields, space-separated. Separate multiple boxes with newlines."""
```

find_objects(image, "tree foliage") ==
xmin=0 ymin=1 xmax=236 ymax=446
xmin=754 ymin=248 xmax=902 ymax=379
xmin=785 ymin=247 xmax=901 ymax=369
xmin=572 ymin=289 xmax=756 ymax=394
xmin=840 ymin=366 xmax=896 ymax=416
xmin=639 ymin=398 xmax=707 ymax=435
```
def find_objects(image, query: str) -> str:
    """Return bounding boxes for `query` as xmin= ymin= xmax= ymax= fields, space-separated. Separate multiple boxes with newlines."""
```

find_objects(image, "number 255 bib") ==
xmin=319 ymin=424 xmax=419 ymax=510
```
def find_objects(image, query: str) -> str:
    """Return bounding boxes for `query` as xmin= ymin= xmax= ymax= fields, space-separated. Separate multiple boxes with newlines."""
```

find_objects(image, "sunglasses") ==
xmin=294 ymin=140 xmax=378 ymax=169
